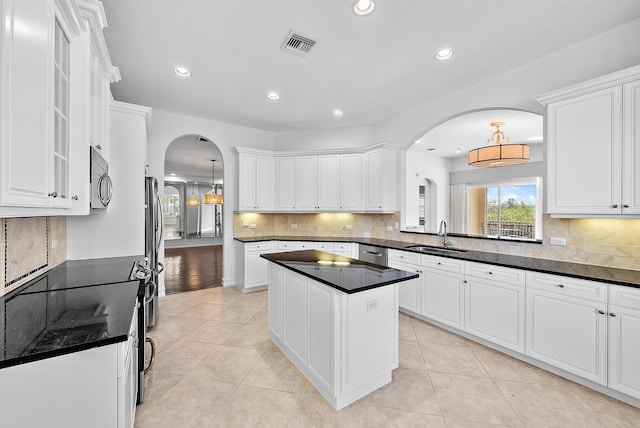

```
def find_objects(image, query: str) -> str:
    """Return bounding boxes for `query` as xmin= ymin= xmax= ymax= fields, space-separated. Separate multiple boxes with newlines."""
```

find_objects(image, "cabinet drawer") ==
xmin=245 ymin=241 xmax=273 ymax=252
xmin=314 ymin=242 xmax=334 ymax=252
xmin=465 ymin=262 xmax=525 ymax=286
xmin=526 ymin=272 xmax=607 ymax=303
xmin=609 ymin=285 xmax=640 ymax=310
xmin=421 ymin=254 xmax=464 ymax=274
xmin=295 ymin=241 xmax=314 ymax=250
xmin=275 ymin=241 xmax=297 ymax=251
xmin=388 ymin=250 xmax=420 ymax=265
xmin=333 ymin=243 xmax=352 ymax=252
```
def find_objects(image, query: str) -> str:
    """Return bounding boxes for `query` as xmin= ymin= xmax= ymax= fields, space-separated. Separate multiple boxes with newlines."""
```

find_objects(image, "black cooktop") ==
xmin=1 ymin=256 xmax=143 ymax=369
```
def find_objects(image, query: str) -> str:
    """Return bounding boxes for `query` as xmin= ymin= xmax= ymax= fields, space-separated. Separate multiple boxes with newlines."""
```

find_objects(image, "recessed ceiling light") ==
xmin=170 ymin=173 xmax=176 ymax=176
xmin=415 ymin=140 xmax=421 ymax=144
xmin=434 ymin=49 xmax=454 ymax=61
xmin=267 ymin=92 xmax=280 ymax=100
xmin=331 ymin=110 xmax=343 ymax=117
xmin=174 ymin=67 xmax=191 ymax=77
xmin=456 ymin=148 xmax=462 ymax=154
xmin=353 ymin=0 xmax=375 ymax=15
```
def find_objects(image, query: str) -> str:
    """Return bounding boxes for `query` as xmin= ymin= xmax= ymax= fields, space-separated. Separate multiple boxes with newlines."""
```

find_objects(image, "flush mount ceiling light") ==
xmin=204 ymin=160 xmax=223 ymax=205
xmin=468 ymin=122 xmax=530 ymax=167
xmin=434 ymin=49 xmax=454 ymax=61
xmin=174 ymin=67 xmax=191 ymax=77
xmin=353 ymin=0 xmax=375 ymax=15
xmin=331 ymin=110 xmax=343 ymax=117
xmin=266 ymin=92 xmax=280 ymax=100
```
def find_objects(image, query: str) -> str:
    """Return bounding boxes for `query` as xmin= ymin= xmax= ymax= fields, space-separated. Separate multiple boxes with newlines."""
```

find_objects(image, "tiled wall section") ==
xmin=234 ymin=213 xmax=640 ymax=271
xmin=0 ymin=217 xmax=66 ymax=296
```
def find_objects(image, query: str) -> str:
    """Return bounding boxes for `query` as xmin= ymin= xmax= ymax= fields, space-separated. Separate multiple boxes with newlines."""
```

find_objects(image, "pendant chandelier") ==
xmin=468 ymin=122 xmax=530 ymax=167
xmin=204 ymin=160 xmax=223 ymax=205
xmin=186 ymin=182 xmax=200 ymax=206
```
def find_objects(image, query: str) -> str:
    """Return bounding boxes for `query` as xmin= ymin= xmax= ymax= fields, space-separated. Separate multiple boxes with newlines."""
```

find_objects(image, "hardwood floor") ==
xmin=163 ymin=245 xmax=223 ymax=295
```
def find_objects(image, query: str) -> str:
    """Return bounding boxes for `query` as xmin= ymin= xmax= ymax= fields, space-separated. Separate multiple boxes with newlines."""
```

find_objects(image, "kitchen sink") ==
xmin=404 ymin=245 xmax=467 ymax=254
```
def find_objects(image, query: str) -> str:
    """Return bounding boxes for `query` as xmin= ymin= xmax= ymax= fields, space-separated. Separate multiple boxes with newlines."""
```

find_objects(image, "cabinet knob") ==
xmin=438 ymin=262 xmax=442 ymax=265
xmin=488 ymin=271 xmax=493 ymax=275
xmin=623 ymin=204 xmax=630 ymax=208
xmin=48 ymin=192 xmax=57 ymax=198
xmin=610 ymin=312 xmax=617 ymax=317
xmin=612 ymin=204 xmax=619 ymax=208
xmin=558 ymin=284 xmax=564 ymax=288
xmin=95 ymin=144 xmax=102 ymax=151
xmin=72 ymin=195 xmax=78 ymax=200
xmin=598 ymin=310 xmax=605 ymax=315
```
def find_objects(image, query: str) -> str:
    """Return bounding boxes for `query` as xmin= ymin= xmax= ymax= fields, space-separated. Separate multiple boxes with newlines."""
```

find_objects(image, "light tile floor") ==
xmin=135 ymin=287 xmax=640 ymax=428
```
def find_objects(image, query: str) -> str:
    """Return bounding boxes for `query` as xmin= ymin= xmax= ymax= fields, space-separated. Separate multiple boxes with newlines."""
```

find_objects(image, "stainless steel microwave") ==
xmin=90 ymin=146 xmax=112 ymax=210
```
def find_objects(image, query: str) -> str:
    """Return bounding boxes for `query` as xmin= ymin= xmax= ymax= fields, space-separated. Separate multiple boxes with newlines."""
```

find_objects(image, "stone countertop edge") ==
xmin=236 ymin=236 xmax=640 ymax=288
xmin=261 ymin=250 xmax=419 ymax=294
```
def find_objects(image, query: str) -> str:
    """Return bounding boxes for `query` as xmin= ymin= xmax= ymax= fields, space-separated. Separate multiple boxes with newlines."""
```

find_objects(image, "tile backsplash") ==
xmin=0 ymin=217 xmax=66 ymax=296
xmin=234 ymin=212 xmax=640 ymax=271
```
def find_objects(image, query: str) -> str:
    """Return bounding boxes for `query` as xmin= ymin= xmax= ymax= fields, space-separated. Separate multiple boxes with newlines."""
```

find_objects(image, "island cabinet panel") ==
xmin=267 ymin=262 xmax=399 ymax=410
xmin=608 ymin=285 xmax=640 ymax=400
xmin=283 ymin=270 xmax=307 ymax=365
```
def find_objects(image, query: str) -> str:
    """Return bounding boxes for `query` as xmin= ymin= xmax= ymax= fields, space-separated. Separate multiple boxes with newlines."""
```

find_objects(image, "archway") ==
xmin=162 ymin=135 xmax=224 ymax=294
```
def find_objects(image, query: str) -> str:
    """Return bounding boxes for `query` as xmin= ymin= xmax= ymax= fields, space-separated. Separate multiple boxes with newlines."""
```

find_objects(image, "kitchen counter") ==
xmin=261 ymin=249 xmax=418 ymax=294
xmin=237 ymin=236 xmax=640 ymax=288
xmin=0 ymin=256 xmax=143 ymax=369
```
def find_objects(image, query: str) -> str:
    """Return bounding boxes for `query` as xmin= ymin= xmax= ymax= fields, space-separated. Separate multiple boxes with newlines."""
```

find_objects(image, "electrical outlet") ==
xmin=345 ymin=224 xmax=354 ymax=230
xmin=51 ymin=240 xmax=57 ymax=249
xmin=394 ymin=222 xmax=399 ymax=230
xmin=367 ymin=299 xmax=379 ymax=311
xmin=386 ymin=226 xmax=393 ymax=231
xmin=250 ymin=224 xmax=257 ymax=229
xmin=550 ymin=237 xmax=566 ymax=246
xmin=291 ymin=224 xmax=298 ymax=229
xmin=242 ymin=220 xmax=249 ymax=227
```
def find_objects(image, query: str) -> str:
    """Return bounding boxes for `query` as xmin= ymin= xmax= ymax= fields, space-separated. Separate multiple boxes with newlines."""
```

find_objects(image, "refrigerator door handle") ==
xmin=156 ymin=262 xmax=164 ymax=275
xmin=144 ymin=280 xmax=157 ymax=306
xmin=155 ymin=192 xmax=164 ymax=252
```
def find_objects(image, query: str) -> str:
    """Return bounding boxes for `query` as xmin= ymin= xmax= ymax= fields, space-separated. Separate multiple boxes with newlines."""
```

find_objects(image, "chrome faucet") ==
xmin=439 ymin=220 xmax=453 ymax=248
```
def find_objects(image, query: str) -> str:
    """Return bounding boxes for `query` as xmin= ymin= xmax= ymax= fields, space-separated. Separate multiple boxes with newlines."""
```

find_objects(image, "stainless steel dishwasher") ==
xmin=358 ymin=244 xmax=388 ymax=266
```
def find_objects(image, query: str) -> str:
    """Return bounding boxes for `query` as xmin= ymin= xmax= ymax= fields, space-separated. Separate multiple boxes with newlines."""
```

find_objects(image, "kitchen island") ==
xmin=261 ymin=250 xmax=418 ymax=410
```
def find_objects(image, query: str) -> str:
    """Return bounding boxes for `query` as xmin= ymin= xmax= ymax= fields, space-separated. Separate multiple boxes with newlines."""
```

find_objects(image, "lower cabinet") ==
xmin=236 ymin=241 xmax=273 ymax=292
xmin=421 ymin=255 xmax=465 ymax=330
xmin=525 ymin=272 xmax=608 ymax=385
xmin=387 ymin=250 xmax=421 ymax=313
xmin=464 ymin=262 xmax=526 ymax=353
xmin=608 ymin=285 xmax=640 ymax=400
xmin=268 ymin=263 xmax=397 ymax=410
xmin=0 ymin=305 xmax=138 ymax=428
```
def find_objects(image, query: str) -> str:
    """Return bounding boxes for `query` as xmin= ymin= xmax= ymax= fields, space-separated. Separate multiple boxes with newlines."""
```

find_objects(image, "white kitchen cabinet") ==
xmin=538 ymin=65 xmax=640 ymax=216
xmin=275 ymin=156 xmax=296 ymax=210
xmin=237 ymin=150 xmax=274 ymax=211
xmin=0 ymin=304 xmax=138 ymax=428
xmin=332 ymin=242 xmax=355 ymax=258
xmin=608 ymin=285 xmax=640 ymax=400
xmin=340 ymin=153 xmax=362 ymax=210
xmin=296 ymin=155 xmax=319 ymax=210
xmin=268 ymin=264 xmax=285 ymax=340
xmin=267 ymin=262 xmax=397 ymax=410
xmin=525 ymin=272 xmax=608 ymax=385
xmin=313 ymin=242 xmax=335 ymax=253
xmin=363 ymin=145 xmax=397 ymax=212
xmin=464 ymin=262 xmax=526 ymax=353
xmin=387 ymin=250 xmax=421 ymax=313
xmin=235 ymin=241 xmax=273 ymax=293
xmin=421 ymin=254 xmax=465 ymax=330
xmin=317 ymin=155 xmax=341 ymax=210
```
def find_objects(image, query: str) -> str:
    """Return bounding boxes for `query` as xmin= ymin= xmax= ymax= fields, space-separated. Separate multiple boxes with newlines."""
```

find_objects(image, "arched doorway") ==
xmin=162 ymin=135 xmax=224 ymax=294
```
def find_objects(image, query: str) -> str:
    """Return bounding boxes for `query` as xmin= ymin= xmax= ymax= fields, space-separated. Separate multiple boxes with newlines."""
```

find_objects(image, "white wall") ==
xmin=146 ymin=109 xmax=275 ymax=293
xmin=373 ymin=17 xmax=640 ymax=149
xmin=274 ymin=127 xmax=373 ymax=151
xmin=405 ymin=152 xmax=451 ymax=230
xmin=67 ymin=102 xmax=149 ymax=259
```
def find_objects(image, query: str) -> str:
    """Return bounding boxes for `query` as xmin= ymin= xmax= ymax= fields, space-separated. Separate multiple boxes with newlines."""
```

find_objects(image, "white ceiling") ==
xmin=101 ymin=0 xmax=640 ymax=132
xmin=163 ymin=135 xmax=223 ymax=183
xmin=410 ymin=109 xmax=543 ymax=159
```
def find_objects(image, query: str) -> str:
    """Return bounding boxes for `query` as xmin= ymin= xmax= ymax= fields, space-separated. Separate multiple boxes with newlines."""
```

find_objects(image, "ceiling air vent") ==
xmin=281 ymin=31 xmax=316 ymax=57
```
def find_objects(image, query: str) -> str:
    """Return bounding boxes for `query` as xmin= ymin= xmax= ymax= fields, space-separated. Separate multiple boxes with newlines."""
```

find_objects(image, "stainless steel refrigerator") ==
xmin=145 ymin=176 xmax=163 ymax=330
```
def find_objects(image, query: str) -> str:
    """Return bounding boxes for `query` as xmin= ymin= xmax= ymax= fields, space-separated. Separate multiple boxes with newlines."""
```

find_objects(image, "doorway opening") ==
xmin=163 ymin=135 xmax=224 ymax=294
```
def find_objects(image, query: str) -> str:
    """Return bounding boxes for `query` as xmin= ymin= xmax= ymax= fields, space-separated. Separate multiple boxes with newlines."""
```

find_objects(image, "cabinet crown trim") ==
xmin=235 ymin=142 xmax=398 ymax=157
xmin=536 ymin=64 xmax=640 ymax=105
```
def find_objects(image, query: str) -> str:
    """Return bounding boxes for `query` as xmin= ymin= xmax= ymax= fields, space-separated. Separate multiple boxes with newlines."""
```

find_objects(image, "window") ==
xmin=467 ymin=179 xmax=542 ymax=240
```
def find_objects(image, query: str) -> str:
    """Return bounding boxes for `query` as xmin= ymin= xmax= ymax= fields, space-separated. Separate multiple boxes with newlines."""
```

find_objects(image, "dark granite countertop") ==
xmin=1 ymin=256 xmax=143 ymax=369
xmin=261 ymin=250 xmax=419 ymax=294
xmin=237 ymin=236 xmax=640 ymax=288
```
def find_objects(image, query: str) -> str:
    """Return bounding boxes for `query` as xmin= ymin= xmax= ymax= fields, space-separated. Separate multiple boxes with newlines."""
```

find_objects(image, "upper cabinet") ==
xmin=538 ymin=65 xmax=640 ymax=217
xmin=237 ymin=149 xmax=274 ymax=211
xmin=0 ymin=0 xmax=120 ymax=217
xmin=239 ymin=145 xmax=392 ymax=213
